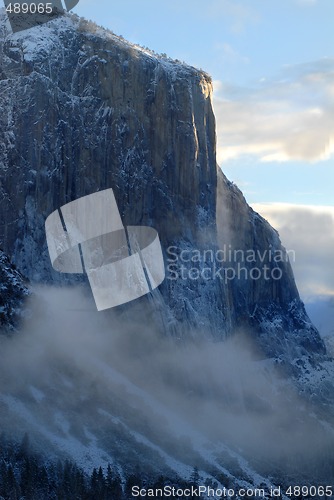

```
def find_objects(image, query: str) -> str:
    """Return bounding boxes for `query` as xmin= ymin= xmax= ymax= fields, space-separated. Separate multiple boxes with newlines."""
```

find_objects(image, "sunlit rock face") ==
xmin=0 ymin=11 xmax=326 ymax=363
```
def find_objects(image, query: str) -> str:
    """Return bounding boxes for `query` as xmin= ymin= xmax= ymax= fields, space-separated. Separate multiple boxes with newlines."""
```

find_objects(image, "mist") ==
xmin=0 ymin=285 xmax=333 ymax=482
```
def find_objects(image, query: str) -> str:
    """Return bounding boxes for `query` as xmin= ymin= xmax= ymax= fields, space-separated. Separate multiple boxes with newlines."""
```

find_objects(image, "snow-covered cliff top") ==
xmin=0 ymin=8 xmax=212 ymax=87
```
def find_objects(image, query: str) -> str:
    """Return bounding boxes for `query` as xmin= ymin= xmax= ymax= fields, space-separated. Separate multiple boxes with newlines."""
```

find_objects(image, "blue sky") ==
xmin=75 ymin=0 xmax=333 ymax=85
xmin=74 ymin=0 xmax=333 ymax=207
xmin=71 ymin=0 xmax=334 ymax=307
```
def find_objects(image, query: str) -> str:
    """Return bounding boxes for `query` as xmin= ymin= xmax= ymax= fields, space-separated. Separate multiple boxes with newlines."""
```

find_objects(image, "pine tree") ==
xmin=90 ymin=467 xmax=99 ymax=496
xmin=125 ymin=473 xmax=141 ymax=498
xmin=20 ymin=458 xmax=35 ymax=498
xmin=5 ymin=464 xmax=20 ymax=500
xmin=106 ymin=464 xmax=123 ymax=499
xmin=18 ymin=432 xmax=30 ymax=458
xmin=190 ymin=466 xmax=200 ymax=487
xmin=96 ymin=466 xmax=106 ymax=498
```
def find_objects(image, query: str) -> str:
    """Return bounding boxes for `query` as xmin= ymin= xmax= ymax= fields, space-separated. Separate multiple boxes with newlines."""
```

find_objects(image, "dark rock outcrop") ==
xmin=0 ymin=249 xmax=29 ymax=330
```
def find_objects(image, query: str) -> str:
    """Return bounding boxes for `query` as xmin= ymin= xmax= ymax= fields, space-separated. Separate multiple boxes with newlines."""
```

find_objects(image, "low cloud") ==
xmin=0 ymin=286 xmax=333 ymax=480
xmin=214 ymin=42 xmax=249 ymax=65
xmin=213 ymin=59 xmax=334 ymax=163
xmin=252 ymin=203 xmax=334 ymax=300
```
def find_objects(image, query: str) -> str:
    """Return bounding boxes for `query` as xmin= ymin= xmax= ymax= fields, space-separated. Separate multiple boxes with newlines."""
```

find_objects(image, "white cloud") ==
xmin=252 ymin=203 xmax=334 ymax=300
xmin=214 ymin=42 xmax=250 ymax=65
xmin=213 ymin=59 xmax=334 ymax=163
xmin=306 ymin=296 xmax=334 ymax=339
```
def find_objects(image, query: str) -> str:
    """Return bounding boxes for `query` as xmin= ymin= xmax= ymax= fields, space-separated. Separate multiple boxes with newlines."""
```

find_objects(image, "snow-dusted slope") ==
xmin=1 ymin=286 xmax=332 ymax=494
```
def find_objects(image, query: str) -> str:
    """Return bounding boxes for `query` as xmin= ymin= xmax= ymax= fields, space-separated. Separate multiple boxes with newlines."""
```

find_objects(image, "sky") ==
xmin=67 ymin=1 xmax=333 ymax=325
xmin=72 ymin=0 xmax=333 ymax=202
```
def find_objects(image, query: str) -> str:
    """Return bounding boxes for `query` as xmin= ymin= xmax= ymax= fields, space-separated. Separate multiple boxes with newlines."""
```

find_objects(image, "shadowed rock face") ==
xmin=0 ymin=14 xmax=216 ymax=274
xmin=0 ymin=12 xmax=326 ymax=362
xmin=0 ymin=249 xmax=29 ymax=331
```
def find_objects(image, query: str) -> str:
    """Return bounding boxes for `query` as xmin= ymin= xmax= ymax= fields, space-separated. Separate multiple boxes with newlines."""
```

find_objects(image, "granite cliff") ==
xmin=0 ymin=11 xmax=326 ymax=365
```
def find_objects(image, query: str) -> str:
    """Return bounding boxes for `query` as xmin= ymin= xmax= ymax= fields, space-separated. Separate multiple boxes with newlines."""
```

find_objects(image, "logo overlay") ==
xmin=4 ymin=0 xmax=79 ymax=33
xmin=45 ymin=189 xmax=165 ymax=311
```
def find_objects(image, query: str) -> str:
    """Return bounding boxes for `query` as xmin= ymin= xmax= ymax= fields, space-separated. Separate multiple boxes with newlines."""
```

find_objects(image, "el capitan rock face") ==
xmin=0 ymin=11 xmax=327 ymax=363
xmin=0 ymin=13 xmax=216 ymax=276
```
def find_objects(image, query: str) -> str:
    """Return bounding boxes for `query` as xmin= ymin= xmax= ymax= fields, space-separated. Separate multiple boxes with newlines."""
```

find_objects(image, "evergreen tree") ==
xmin=190 ymin=466 xmax=200 ymax=487
xmin=20 ymin=458 xmax=35 ymax=498
xmin=125 ymin=473 xmax=141 ymax=498
xmin=18 ymin=432 xmax=30 ymax=458
xmin=106 ymin=464 xmax=123 ymax=500
xmin=4 ymin=464 xmax=20 ymax=500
